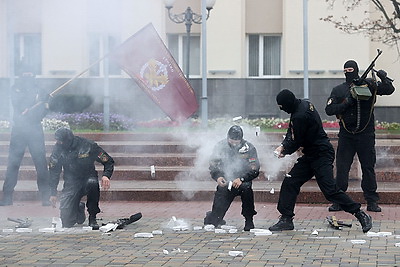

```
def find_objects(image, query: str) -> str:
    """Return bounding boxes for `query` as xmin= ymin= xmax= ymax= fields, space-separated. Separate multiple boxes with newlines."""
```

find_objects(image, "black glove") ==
xmin=352 ymin=78 xmax=364 ymax=86
xmin=344 ymin=96 xmax=355 ymax=107
xmin=377 ymin=69 xmax=387 ymax=80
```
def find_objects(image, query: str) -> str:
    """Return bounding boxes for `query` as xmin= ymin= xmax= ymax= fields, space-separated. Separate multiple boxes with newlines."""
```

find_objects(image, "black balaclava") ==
xmin=227 ymin=125 xmax=243 ymax=140
xmin=344 ymin=60 xmax=359 ymax=83
xmin=227 ymin=125 xmax=243 ymax=148
xmin=55 ymin=127 xmax=74 ymax=150
xmin=276 ymin=89 xmax=299 ymax=114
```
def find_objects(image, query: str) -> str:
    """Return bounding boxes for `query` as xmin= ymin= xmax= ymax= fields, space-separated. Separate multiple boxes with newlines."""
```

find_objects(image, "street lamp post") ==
xmin=164 ymin=0 xmax=215 ymax=78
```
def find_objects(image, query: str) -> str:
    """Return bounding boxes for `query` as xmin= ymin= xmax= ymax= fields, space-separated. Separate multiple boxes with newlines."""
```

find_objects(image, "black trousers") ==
xmin=205 ymin=182 xmax=257 ymax=226
xmin=336 ymin=132 xmax=379 ymax=204
xmin=3 ymin=125 xmax=50 ymax=198
xmin=59 ymin=177 xmax=100 ymax=227
xmin=277 ymin=148 xmax=361 ymax=218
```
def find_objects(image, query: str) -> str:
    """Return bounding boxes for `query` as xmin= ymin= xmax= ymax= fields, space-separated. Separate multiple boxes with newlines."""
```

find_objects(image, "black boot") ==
xmin=328 ymin=203 xmax=342 ymax=212
xmin=0 ymin=192 xmax=13 ymax=206
xmin=244 ymin=218 xmax=255 ymax=231
xmin=89 ymin=215 xmax=99 ymax=230
xmin=354 ymin=210 xmax=372 ymax=233
xmin=76 ymin=202 xmax=86 ymax=224
xmin=367 ymin=202 xmax=382 ymax=212
xmin=269 ymin=216 xmax=294 ymax=231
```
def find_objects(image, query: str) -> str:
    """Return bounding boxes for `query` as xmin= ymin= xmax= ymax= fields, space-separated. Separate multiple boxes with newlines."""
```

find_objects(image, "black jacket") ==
xmin=11 ymin=78 xmax=48 ymax=127
xmin=282 ymin=99 xmax=332 ymax=156
xmin=49 ymin=136 xmax=114 ymax=196
xmin=209 ymin=139 xmax=260 ymax=182
xmin=325 ymin=78 xmax=395 ymax=135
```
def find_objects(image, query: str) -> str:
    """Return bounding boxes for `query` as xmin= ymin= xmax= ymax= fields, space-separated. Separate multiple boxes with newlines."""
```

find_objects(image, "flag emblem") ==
xmin=140 ymin=59 xmax=169 ymax=92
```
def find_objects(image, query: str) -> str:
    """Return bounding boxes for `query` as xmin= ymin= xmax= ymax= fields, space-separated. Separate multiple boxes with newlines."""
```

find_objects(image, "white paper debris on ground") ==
xmin=204 ymin=224 xmax=215 ymax=231
xmin=350 ymin=240 xmax=366 ymax=244
xmin=134 ymin=232 xmax=154 ymax=238
xmin=2 ymin=229 xmax=13 ymax=233
xmin=150 ymin=165 xmax=156 ymax=178
xmin=270 ymin=188 xmax=275 ymax=194
xmin=250 ymin=229 xmax=273 ymax=236
xmin=39 ymin=228 xmax=56 ymax=233
xmin=193 ymin=226 xmax=203 ymax=231
xmin=52 ymin=217 xmax=62 ymax=230
xmin=228 ymin=229 xmax=238 ymax=234
xmin=228 ymin=251 xmax=244 ymax=257
xmin=311 ymin=230 xmax=319 ymax=236
xmin=99 ymin=223 xmax=118 ymax=233
xmin=166 ymin=216 xmax=190 ymax=231
xmin=215 ymin=229 xmax=227 ymax=234
xmin=221 ymin=225 xmax=236 ymax=230
xmin=152 ymin=230 xmax=163 ymax=235
xmin=82 ymin=226 xmax=92 ymax=231
xmin=15 ymin=228 xmax=32 ymax=233
xmin=395 ymin=243 xmax=400 ymax=247
xmin=367 ymin=231 xmax=392 ymax=237
xmin=163 ymin=249 xmax=169 ymax=255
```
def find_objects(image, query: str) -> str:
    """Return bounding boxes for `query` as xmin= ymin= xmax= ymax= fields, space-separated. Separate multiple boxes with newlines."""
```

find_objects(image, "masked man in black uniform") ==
xmin=0 ymin=64 xmax=51 ymax=206
xmin=49 ymin=128 xmax=114 ymax=228
xmin=269 ymin=89 xmax=372 ymax=233
xmin=204 ymin=125 xmax=260 ymax=231
xmin=325 ymin=60 xmax=395 ymax=212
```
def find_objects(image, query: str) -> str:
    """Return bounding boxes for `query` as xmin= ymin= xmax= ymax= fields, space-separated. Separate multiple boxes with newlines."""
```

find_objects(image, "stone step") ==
xmin=2 ymin=179 xmax=399 ymax=204
xmin=0 ymin=165 xmax=397 ymax=181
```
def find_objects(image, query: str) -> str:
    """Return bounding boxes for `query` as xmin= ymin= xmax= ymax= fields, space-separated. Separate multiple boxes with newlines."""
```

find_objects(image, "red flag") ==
xmin=109 ymin=23 xmax=198 ymax=122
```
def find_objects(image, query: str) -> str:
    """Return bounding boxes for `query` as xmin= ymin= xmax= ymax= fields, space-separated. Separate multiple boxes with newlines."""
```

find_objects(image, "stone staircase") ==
xmin=1 ymin=131 xmax=400 ymax=204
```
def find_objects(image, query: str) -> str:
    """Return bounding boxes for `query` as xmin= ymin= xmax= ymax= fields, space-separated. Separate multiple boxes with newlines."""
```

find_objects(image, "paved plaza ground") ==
xmin=1 ymin=201 xmax=400 ymax=266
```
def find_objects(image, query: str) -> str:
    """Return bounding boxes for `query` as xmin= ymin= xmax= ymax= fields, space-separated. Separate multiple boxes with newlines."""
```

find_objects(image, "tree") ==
xmin=322 ymin=0 xmax=400 ymax=53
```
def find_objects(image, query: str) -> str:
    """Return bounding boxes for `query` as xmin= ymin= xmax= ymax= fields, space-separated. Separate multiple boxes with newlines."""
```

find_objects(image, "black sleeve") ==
xmin=93 ymin=143 xmax=114 ymax=179
xmin=282 ymin=117 xmax=305 ymax=155
xmin=241 ymin=144 xmax=260 ymax=182
xmin=48 ymin=145 xmax=63 ymax=196
xmin=325 ymin=86 xmax=350 ymax=116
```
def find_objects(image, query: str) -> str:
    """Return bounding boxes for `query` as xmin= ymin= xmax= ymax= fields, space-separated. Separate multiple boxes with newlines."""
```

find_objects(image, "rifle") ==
xmin=350 ymin=49 xmax=383 ymax=101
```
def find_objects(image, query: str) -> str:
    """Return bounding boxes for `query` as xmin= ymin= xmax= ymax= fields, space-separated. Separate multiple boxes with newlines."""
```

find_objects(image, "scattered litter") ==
xmin=166 ymin=216 xmax=190 ymax=231
xmin=204 ymin=225 xmax=215 ymax=231
xmin=395 ymin=243 xmax=400 ymax=247
xmin=250 ymin=229 xmax=272 ymax=236
xmin=152 ymin=230 xmax=163 ymax=235
xmin=255 ymin=126 xmax=261 ymax=136
xmin=150 ymin=165 xmax=156 ymax=178
xmin=270 ymin=188 xmax=275 ymax=194
xmin=229 ymin=229 xmax=238 ymax=234
xmin=221 ymin=225 xmax=236 ymax=230
xmin=367 ymin=231 xmax=392 ymax=237
xmin=39 ymin=228 xmax=56 ymax=233
xmin=99 ymin=223 xmax=118 ymax=233
xmin=82 ymin=226 xmax=92 ymax=231
xmin=311 ymin=230 xmax=319 ymax=236
xmin=215 ymin=229 xmax=227 ymax=234
xmin=2 ymin=229 xmax=13 ymax=233
xmin=15 ymin=228 xmax=32 ymax=233
xmin=228 ymin=250 xmax=244 ymax=257
xmin=350 ymin=240 xmax=366 ymax=244
xmin=163 ymin=249 xmax=169 ymax=255
xmin=134 ymin=232 xmax=153 ymax=238
xmin=193 ymin=226 xmax=203 ymax=231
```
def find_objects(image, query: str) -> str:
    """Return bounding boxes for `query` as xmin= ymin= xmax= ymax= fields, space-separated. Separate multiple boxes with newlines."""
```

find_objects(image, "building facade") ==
xmin=0 ymin=0 xmax=398 ymax=123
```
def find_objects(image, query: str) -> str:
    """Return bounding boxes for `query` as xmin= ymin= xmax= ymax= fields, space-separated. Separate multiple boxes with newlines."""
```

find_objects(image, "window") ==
xmin=167 ymin=34 xmax=201 ymax=77
xmin=14 ymin=33 xmax=42 ymax=75
xmin=248 ymin=34 xmax=281 ymax=77
xmin=88 ymin=33 xmax=121 ymax=76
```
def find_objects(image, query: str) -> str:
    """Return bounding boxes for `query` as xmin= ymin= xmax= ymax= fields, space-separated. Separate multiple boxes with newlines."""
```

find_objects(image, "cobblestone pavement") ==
xmin=1 ymin=201 xmax=400 ymax=266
